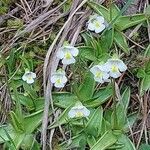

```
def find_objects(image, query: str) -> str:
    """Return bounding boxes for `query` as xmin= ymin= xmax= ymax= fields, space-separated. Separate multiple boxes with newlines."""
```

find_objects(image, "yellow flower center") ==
xmin=27 ymin=76 xmax=32 ymax=80
xmin=65 ymin=52 xmax=72 ymax=59
xmin=26 ymin=73 xmax=32 ymax=80
xmin=56 ymin=79 xmax=61 ymax=84
xmin=76 ymin=111 xmax=83 ymax=117
xmin=94 ymin=21 xmax=101 ymax=28
xmin=95 ymin=71 xmax=102 ymax=78
xmin=111 ymin=65 xmax=118 ymax=72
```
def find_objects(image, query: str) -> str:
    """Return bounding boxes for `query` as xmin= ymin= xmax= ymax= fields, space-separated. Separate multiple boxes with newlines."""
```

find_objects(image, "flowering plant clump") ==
xmin=3 ymin=1 xmax=148 ymax=149
xmin=90 ymin=64 xmax=109 ymax=83
xmin=56 ymin=43 xmax=79 ymax=65
xmin=22 ymin=70 xmax=36 ymax=84
xmin=68 ymin=102 xmax=90 ymax=118
xmin=90 ymin=56 xmax=127 ymax=82
xmin=87 ymin=14 xmax=106 ymax=33
xmin=50 ymin=68 xmax=67 ymax=88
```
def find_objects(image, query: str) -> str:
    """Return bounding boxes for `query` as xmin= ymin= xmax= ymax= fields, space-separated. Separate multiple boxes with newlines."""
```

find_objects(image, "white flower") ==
xmin=87 ymin=14 xmax=106 ymax=33
xmin=68 ymin=102 xmax=90 ymax=118
xmin=90 ymin=64 xmax=109 ymax=83
xmin=56 ymin=45 xmax=79 ymax=65
xmin=50 ymin=69 xmax=67 ymax=88
xmin=22 ymin=71 xmax=36 ymax=84
xmin=105 ymin=58 xmax=127 ymax=78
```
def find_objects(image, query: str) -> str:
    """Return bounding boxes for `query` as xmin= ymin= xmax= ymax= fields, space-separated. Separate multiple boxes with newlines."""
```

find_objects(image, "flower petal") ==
xmin=102 ymin=72 xmax=109 ymax=80
xmin=26 ymin=78 xmax=34 ymax=84
xmin=95 ymin=24 xmax=105 ymax=33
xmin=62 ymin=57 xmax=76 ymax=65
xmin=88 ymin=22 xmax=95 ymax=31
xmin=31 ymin=72 xmax=36 ymax=78
xmin=109 ymin=71 xmax=122 ymax=78
xmin=56 ymin=49 xmax=64 ymax=59
xmin=96 ymin=16 xmax=105 ymax=23
xmin=54 ymin=82 xmax=64 ymax=88
xmin=82 ymin=107 xmax=90 ymax=117
xmin=118 ymin=61 xmax=127 ymax=72
xmin=70 ymin=47 xmax=79 ymax=57
xmin=22 ymin=74 xmax=27 ymax=81
xmin=94 ymin=76 xmax=104 ymax=83
xmin=61 ymin=76 xmax=67 ymax=84
xmin=68 ymin=109 xmax=76 ymax=118
xmin=50 ymin=75 xmax=58 ymax=83
xmin=90 ymin=65 xmax=99 ymax=75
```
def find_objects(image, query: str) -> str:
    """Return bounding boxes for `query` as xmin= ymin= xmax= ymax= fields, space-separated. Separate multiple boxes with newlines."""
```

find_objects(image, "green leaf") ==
xmin=81 ymin=33 xmax=96 ymax=48
xmin=60 ymin=133 xmax=86 ymax=149
xmin=0 ymin=125 xmax=14 ymax=143
xmin=78 ymin=72 xmax=95 ymax=101
xmin=114 ymin=30 xmax=130 ymax=54
xmin=100 ymin=28 xmax=114 ymax=51
xmin=81 ymin=33 xmax=103 ymax=57
xmin=87 ymin=136 xmax=96 ymax=148
xmin=124 ymin=113 xmax=137 ymax=132
xmin=88 ymin=1 xmax=110 ymax=21
xmin=100 ymin=119 xmax=111 ymax=136
xmin=17 ymin=94 xmax=34 ymax=110
xmin=6 ymin=48 xmax=16 ymax=74
xmin=91 ymin=131 xmax=118 ymax=150
xmin=139 ymin=144 xmax=150 ymax=150
xmin=109 ymin=4 xmax=120 ymax=19
xmin=118 ymin=134 xmax=136 ymax=150
xmin=144 ymin=44 xmax=150 ymax=57
xmin=85 ymin=86 xmax=112 ymax=107
xmin=13 ymin=133 xmax=25 ymax=149
xmin=121 ymin=87 xmax=131 ymax=111
xmin=24 ymin=110 xmax=44 ymax=133
xmin=79 ymin=46 xmax=98 ymax=61
xmin=140 ymin=74 xmax=150 ymax=95
xmin=112 ymin=87 xmax=131 ymax=130
xmin=20 ymin=134 xmax=38 ymax=150
xmin=53 ymin=92 xmax=78 ymax=108
xmin=116 ymin=14 xmax=147 ymax=31
xmin=23 ymin=83 xmax=38 ymax=99
xmin=112 ymin=103 xmax=125 ymax=130
xmin=86 ymin=107 xmax=103 ymax=137
xmin=10 ymin=111 xmax=24 ymax=132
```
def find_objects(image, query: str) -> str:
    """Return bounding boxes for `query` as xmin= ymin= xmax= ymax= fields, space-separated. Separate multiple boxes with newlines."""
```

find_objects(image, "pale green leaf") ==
xmin=91 ymin=131 xmax=117 ymax=150
xmin=24 ymin=110 xmax=44 ymax=133
xmin=78 ymin=72 xmax=95 ymax=101
xmin=114 ymin=30 xmax=130 ymax=54
xmin=53 ymin=92 xmax=78 ymax=108
xmin=118 ymin=134 xmax=136 ymax=150
xmin=139 ymin=144 xmax=150 ymax=150
xmin=88 ymin=1 xmax=110 ymax=21
xmin=116 ymin=14 xmax=147 ymax=31
xmin=85 ymin=107 xmax=103 ymax=136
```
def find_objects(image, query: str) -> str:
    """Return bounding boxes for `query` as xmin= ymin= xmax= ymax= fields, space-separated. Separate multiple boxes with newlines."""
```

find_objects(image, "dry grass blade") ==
xmin=42 ymin=0 xmax=89 ymax=149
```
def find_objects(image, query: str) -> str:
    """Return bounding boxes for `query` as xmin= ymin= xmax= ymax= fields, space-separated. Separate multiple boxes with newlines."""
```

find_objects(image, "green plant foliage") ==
xmin=85 ymin=107 xmax=103 ymax=137
xmin=117 ymin=134 xmax=136 ymax=150
xmin=0 ymin=110 xmax=44 ymax=149
xmin=139 ymin=144 xmax=150 ymax=150
xmin=114 ymin=30 xmax=130 ymax=54
xmin=137 ymin=44 xmax=150 ymax=95
xmin=115 ymin=14 xmax=147 ymax=31
xmin=1 ymin=0 xmax=149 ymax=149
xmin=91 ymin=131 xmax=118 ymax=150
xmin=78 ymin=72 xmax=95 ymax=101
